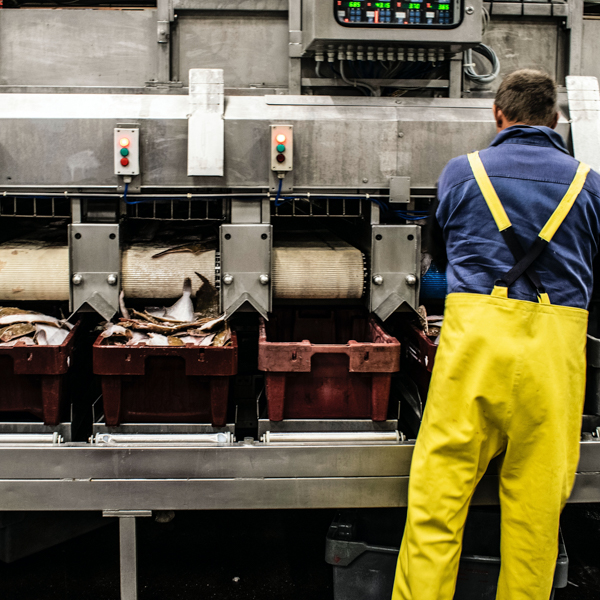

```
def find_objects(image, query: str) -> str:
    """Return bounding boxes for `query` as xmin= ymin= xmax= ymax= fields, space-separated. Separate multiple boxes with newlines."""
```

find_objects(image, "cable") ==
xmin=274 ymin=177 xmax=285 ymax=207
xmin=315 ymin=61 xmax=324 ymax=78
xmin=339 ymin=60 xmax=378 ymax=97
xmin=123 ymin=182 xmax=129 ymax=204
xmin=463 ymin=44 xmax=500 ymax=85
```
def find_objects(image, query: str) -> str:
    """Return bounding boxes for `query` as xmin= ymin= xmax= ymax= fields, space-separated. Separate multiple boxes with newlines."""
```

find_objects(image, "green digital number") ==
xmin=348 ymin=1 xmax=361 ymax=6
xmin=408 ymin=3 xmax=421 ymax=8
xmin=438 ymin=3 xmax=450 ymax=9
xmin=374 ymin=2 xmax=391 ymax=7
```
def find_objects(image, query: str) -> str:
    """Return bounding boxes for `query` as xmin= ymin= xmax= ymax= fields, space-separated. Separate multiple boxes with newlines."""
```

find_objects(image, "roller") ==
xmin=0 ymin=239 xmax=366 ymax=301
xmin=91 ymin=432 xmax=233 ymax=445
xmin=272 ymin=237 xmax=365 ymax=300
xmin=0 ymin=242 xmax=216 ymax=302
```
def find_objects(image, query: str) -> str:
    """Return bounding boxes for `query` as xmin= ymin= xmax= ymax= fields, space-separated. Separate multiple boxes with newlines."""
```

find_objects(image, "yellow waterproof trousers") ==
xmin=393 ymin=151 xmax=590 ymax=600
xmin=392 ymin=291 xmax=587 ymax=600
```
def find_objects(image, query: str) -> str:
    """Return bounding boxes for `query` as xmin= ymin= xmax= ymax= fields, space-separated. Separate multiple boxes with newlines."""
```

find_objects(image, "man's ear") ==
xmin=493 ymin=104 xmax=505 ymax=130
xmin=550 ymin=111 xmax=559 ymax=130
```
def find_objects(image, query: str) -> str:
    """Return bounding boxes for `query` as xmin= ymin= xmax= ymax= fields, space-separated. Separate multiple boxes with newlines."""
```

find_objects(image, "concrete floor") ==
xmin=0 ymin=506 xmax=598 ymax=599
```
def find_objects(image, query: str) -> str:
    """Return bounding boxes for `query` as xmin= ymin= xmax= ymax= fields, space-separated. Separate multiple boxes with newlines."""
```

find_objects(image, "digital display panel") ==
xmin=335 ymin=0 xmax=458 ymax=27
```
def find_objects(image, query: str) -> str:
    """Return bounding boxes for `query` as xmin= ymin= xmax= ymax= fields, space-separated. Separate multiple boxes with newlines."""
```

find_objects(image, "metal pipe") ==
xmin=1 ymin=191 xmax=391 ymax=199
xmin=91 ymin=432 xmax=234 ymax=445
xmin=0 ymin=433 xmax=63 ymax=444
xmin=261 ymin=431 xmax=402 ymax=444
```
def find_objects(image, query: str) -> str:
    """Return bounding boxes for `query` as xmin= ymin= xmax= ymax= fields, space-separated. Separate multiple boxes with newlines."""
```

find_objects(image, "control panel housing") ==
xmin=302 ymin=0 xmax=482 ymax=54
xmin=270 ymin=125 xmax=294 ymax=172
xmin=114 ymin=128 xmax=140 ymax=176
xmin=335 ymin=0 xmax=461 ymax=27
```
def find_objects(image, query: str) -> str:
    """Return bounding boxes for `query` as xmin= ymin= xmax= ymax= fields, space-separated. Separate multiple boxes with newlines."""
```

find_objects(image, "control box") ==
xmin=270 ymin=125 xmax=293 ymax=172
xmin=302 ymin=0 xmax=482 ymax=54
xmin=114 ymin=128 xmax=139 ymax=176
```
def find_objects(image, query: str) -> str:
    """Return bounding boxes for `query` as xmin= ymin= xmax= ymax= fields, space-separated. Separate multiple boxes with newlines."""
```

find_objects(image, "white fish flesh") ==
xmin=101 ymin=324 xmax=131 ymax=339
xmin=164 ymin=278 xmax=194 ymax=323
xmin=36 ymin=324 xmax=70 ymax=346
xmin=147 ymin=333 xmax=169 ymax=346
xmin=126 ymin=331 xmax=150 ymax=346
xmin=199 ymin=333 xmax=216 ymax=346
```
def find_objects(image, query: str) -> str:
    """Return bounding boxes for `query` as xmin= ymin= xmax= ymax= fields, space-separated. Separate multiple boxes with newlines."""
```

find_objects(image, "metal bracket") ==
xmin=567 ymin=76 xmax=600 ymax=172
xmin=220 ymin=224 xmax=272 ymax=320
xmin=69 ymin=223 xmax=120 ymax=321
xmin=389 ymin=176 xmax=410 ymax=204
xmin=187 ymin=69 xmax=225 ymax=177
xmin=369 ymin=225 xmax=421 ymax=321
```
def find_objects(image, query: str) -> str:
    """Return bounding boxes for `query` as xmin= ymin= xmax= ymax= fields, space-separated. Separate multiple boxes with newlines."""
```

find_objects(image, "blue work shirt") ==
xmin=436 ymin=125 xmax=600 ymax=309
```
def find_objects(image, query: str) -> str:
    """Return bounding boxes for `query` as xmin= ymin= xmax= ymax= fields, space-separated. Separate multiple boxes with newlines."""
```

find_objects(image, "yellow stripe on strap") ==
xmin=467 ymin=151 xmax=512 ymax=232
xmin=538 ymin=162 xmax=590 ymax=242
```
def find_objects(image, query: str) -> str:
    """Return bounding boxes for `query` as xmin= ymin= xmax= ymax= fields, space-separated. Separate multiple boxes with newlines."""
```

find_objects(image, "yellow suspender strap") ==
xmin=539 ymin=161 xmax=590 ymax=242
xmin=467 ymin=152 xmax=512 ymax=232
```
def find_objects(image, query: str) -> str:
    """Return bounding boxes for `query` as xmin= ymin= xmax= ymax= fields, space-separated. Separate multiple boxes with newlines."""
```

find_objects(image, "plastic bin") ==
xmin=585 ymin=333 xmax=600 ymax=416
xmin=325 ymin=508 xmax=568 ymax=600
xmin=93 ymin=332 xmax=238 ymax=427
xmin=401 ymin=322 xmax=438 ymax=404
xmin=258 ymin=308 xmax=400 ymax=421
xmin=0 ymin=321 xmax=80 ymax=426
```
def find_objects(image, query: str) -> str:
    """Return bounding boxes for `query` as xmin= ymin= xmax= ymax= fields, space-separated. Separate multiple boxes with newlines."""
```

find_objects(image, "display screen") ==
xmin=335 ymin=0 xmax=457 ymax=26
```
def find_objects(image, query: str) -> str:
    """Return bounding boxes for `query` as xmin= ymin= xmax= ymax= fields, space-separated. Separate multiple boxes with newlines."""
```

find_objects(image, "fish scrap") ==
xmin=0 ymin=308 xmax=72 ymax=346
xmin=101 ymin=279 xmax=231 ymax=348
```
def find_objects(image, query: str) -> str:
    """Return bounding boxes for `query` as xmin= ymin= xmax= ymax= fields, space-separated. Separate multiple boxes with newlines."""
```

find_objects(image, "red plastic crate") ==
xmin=0 ymin=321 xmax=80 ymax=426
xmin=402 ymin=322 xmax=438 ymax=403
xmin=93 ymin=332 xmax=238 ymax=427
xmin=258 ymin=309 xmax=400 ymax=421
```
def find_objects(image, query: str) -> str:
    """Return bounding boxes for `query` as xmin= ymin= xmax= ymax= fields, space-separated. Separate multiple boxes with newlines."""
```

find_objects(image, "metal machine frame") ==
xmin=0 ymin=1 xmax=600 ymax=598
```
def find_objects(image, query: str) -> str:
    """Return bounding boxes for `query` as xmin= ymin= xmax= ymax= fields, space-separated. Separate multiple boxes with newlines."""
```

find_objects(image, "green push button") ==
xmin=120 ymin=148 xmax=129 ymax=157
xmin=277 ymin=144 xmax=286 ymax=152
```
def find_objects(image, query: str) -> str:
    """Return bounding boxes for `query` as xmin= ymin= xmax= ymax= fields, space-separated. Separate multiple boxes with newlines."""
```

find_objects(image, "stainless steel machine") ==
xmin=1 ymin=0 xmax=600 ymax=597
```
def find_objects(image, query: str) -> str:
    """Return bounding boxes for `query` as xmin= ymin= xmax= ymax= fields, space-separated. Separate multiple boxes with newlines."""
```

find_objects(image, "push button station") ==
xmin=270 ymin=125 xmax=293 ymax=172
xmin=114 ymin=128 xmax=140 ymax=176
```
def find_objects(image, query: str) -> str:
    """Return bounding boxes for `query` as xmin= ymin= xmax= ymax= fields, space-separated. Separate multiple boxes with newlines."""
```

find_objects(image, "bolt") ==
xmin=107 ymin=274 xmax=118 ymax=286
xmin=72 ymin=274 xmax=83 ymax=286
xmin=398 ymin=132 xmax=404 ymax=138
xmin=405 ymin=274 xmax=417 ymax=286
xmin=259 ymin=274 xmax=270 ymax=285
xmin=373 ymin=275 xmax=384 ymax=286
xmin=223 ymin=274 xmax=234 ymax=285
xmin=465 ymin=5 xmax=474 ymax=13
xmin=363 ymin=178 xmax=369 ymax=183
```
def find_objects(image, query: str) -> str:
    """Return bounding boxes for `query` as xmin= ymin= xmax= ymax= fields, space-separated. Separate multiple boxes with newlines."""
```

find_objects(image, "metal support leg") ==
xmin=119 ymin=517 xmax=138 ymax=600
xmin=449 ymin=55 xmax=463 ymax=98
xmin=103 ymin=510 xmax=152 ymax=600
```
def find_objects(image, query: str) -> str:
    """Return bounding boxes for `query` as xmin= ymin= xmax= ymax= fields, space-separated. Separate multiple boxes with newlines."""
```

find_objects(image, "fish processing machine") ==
xmin=1 ymin=0 xmax=600 ymax=596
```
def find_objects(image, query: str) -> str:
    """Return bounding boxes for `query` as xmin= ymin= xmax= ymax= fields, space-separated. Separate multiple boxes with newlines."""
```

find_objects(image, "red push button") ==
xmin=276 ymin=154 xmax=286 ymax=163
xmin=120 ymin=157 xmax=130 ymax=167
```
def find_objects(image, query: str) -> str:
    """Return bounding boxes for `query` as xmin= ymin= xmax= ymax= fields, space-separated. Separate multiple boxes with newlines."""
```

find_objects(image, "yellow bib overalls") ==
xmin=392 ymin=152 xmax=590 ymax=600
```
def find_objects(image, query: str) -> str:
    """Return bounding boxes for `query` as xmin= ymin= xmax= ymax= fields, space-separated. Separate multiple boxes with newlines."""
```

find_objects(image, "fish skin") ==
xmin=0 ymin=307 xmax=39 ymax=318
xmin=0 ymin=322 xmax=36 ymax=343
xmin=0 ymin=314 xmax=72 ymax=329
xmin=194 ymin=272 xmax=219 ymax=317
xmin=212 ymin=325 xmax=231 ymax=347
xmin=199 ymin=315 xmax=225 ymax=332
xmin=151 ymin=238 xmax=217 ymax=259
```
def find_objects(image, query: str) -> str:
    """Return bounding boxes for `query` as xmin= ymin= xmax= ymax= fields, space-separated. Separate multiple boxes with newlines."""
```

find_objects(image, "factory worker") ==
xmin=392 ymin=69 xmax=600 ymax=600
